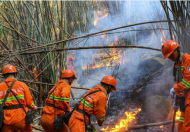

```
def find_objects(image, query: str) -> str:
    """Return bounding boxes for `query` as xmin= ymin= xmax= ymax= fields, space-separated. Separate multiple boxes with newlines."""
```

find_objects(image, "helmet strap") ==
xmin=176 ymin=48 xmax=180 ymax=61
xmin=68 ymin=78 xmax=74 ymax=85
xmin=107 ymin=86 xmax=112 ymax=94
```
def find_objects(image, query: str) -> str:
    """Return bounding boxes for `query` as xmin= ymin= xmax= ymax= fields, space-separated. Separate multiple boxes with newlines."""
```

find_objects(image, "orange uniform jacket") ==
xmin=43 ymin=80 xmax=71 ymax=117
xmin=78 ymin=84 xmax=108 ymax=123
xmin=0 ymin=78 xmax=35 ymax=125
xmin=174 ymin=53 xmax=190 ymax=106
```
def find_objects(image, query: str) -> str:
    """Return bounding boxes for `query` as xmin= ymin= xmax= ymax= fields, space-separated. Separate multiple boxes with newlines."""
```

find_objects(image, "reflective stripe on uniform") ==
xmin=48 ymin=95 xmax=69 ymax=102
xmin=181 ymin=66 xmax=184 ymax=70
xmin=180 ymin=91 xmax=184 ymax=95
xmin=93 ymin=128 xmax=97 ymax=132
xmin=80 ymin=98 xmax=94 ymax=108
xmin=30 ymin=102 xmax=34 ymax=107
xmin=182 ymin=79 xmax=190 ymax=88
xmin=0 ymin=95 xmax=24 ymax=104
xmin=98 ymin=117 xmax=105 ymax=121
xmin=179 ymin=117 xmax=184 ymax=123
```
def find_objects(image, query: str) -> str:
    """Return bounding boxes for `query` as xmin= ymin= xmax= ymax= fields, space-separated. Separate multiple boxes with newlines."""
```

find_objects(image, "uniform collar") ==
xmin=95 ymin=84 xmax=108 ymax=97
xmin=58 ymin=79 xmax=69 ymax=85
xmin=4 ymin=77 xmax=17 ymax=83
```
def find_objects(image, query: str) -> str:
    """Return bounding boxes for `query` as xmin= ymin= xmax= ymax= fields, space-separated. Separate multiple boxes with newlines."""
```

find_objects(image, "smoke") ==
xmin=68 ymin=1 xmax=173 ymax=127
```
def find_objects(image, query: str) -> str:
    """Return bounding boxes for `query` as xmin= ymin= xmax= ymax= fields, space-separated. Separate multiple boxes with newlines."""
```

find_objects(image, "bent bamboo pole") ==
xmin=1 ymin=45 xmax=161 ymax=56
xmin=18 ymin=79 xmax=91 ymax=91
xmin=9 ymin=20 xmax=172 ymax=53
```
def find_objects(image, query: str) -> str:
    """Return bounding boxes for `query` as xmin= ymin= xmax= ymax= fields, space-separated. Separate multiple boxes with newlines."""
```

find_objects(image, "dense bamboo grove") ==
xmin=161 ymin=1 xmax=190 ymax=53
xmin=0 ymin=1 xmax=129 ymax=111
xmin=0 ymin=1 xmax=94 ymax=83
xmin=0 ymin=1 xmax=174 ymax=117
xmin=0 ymin=1 xmax=124 ymax=83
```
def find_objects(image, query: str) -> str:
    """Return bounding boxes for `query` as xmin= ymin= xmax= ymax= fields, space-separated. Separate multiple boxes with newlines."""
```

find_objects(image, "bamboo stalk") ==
xmin=18 ymin=79 xmax=91 ymax=90
xmin=12 ymin=20 xmax=174 ymax=53
xmin=0 ymin=45 xmax=161 ymax=56
xmin=0 ymin=39 xmax=34 ymax=79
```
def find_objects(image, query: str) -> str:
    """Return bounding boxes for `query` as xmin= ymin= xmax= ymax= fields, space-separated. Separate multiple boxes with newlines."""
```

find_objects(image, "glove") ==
xmin=35 ymin=106 xmax=38 ymax=110
xmin=170 ymin=87 xmax=175 ymax=99
xmin=173 ymin=102 xmax=179 ymax=111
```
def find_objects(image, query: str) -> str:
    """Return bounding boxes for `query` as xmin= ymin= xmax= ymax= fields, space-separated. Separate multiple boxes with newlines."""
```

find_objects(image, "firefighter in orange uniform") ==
xmin=0 ymin=64 xmax=37 ymax=132
xmin=161 ymin=40 xmax=189 ymax=132
xmin=69 ymin=75 xmax=117 ymax=132
xmin=68 ymin=52 xmax=75 ymax=70
xmin=33 ymin=67 xmax=38 ymax=82
xmin=41 ymin=69 xmax=77 ymax=132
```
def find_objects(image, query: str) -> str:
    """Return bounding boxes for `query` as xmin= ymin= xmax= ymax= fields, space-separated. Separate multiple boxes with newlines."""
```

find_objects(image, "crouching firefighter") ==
xmin=69 ymin=75 xmax=117 ymax=132
xmin=0 ymin=64 xmax=37 ymax=132
xmin=41 ymin=69 xmax=77 ymax=132
xmin=161 ymin=40 xmax=190 ymax=132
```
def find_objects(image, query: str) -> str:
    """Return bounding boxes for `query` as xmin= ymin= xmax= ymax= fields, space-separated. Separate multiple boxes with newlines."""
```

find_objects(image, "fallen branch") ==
xmin=128 ymin=120 xmax=179 ymax=130
xmin=103 ymin=120 xmax=178 ymax=130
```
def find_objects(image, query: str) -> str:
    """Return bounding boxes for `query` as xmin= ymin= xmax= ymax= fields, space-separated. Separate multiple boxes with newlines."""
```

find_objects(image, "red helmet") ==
xmin=2 ymin=64 xmax=17 ymax=75
xmin=61 ymin=69 xmax=77 ymax=79
xmin=101 ymin=75 xmax=117 ymax=91
xmin=161 ymin=40 xmax=180 ymax=59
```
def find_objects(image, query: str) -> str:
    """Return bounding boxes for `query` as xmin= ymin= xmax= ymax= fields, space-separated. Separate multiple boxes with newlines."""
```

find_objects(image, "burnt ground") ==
xmin=92 ymin=59 xmax=178 ymax=132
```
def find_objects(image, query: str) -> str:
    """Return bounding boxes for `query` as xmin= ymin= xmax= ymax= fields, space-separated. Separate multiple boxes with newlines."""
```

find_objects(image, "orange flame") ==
xmin=160 ymin=37 xmax=163 ymax=42
xmin=172 ymin=34 xmax=175 ymax=39
xmin=175 ymin=110 xmax=181 ymax=120
xmin=101 ymin=32 xmax=107 ymax=38
xmin=101 ymin=108 xmax=141 ymax=132
xmin=161 ymin=29 xmax=166 ymax=40
xmin=94 ymin=13 xmax=109 ymax=26
xmin=82 ymin=41 xmax=125 ymax=70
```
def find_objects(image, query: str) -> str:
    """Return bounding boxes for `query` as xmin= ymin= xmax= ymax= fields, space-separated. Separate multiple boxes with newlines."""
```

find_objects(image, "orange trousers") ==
xmin=41 ymin=113 xmax=68 ymax=132
xmin=2 ymin=118 xmax=32 ymax=132
xmin=69 ymin=110 xmax=97 ymax=132
xmin=184 ymin=105 xmax=190 ymax=132
xmin=178 ymin=112 xmax=185 ymax=132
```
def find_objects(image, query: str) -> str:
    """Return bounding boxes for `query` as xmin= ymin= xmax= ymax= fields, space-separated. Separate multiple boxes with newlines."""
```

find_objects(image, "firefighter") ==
xmin=68 ymin=52 xmax=75 ymax=70
xmin=161 ymin=40 xmax=188 ymax=132
xmin=0 ymin=64 xmax=37 ymax=132
xmin=33 ymin=67 xmax=38 ymax=82
xmin=41 ymin=69 xmax=77 ymax=132
xmin=69 ymin=75 xmax=117 ymax=132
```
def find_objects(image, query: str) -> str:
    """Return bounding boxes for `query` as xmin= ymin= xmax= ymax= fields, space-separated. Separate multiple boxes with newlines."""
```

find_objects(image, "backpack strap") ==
xmin=10 ymin=89 xmax=27 ymax=114
xmin=46 ymin=85 xmax=59 ymax=118
xmin=47 ymin=84 xmax=58 ymax=100
xmin=5 ymin=82 xmax=27 ymax=114
xmin=0 ymin=81 xmax=16 ymax=110
xmin=81 ymin=90 xmax=102 ymax=128
xmin=82 ymin=90 xmax=102 ymax=99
